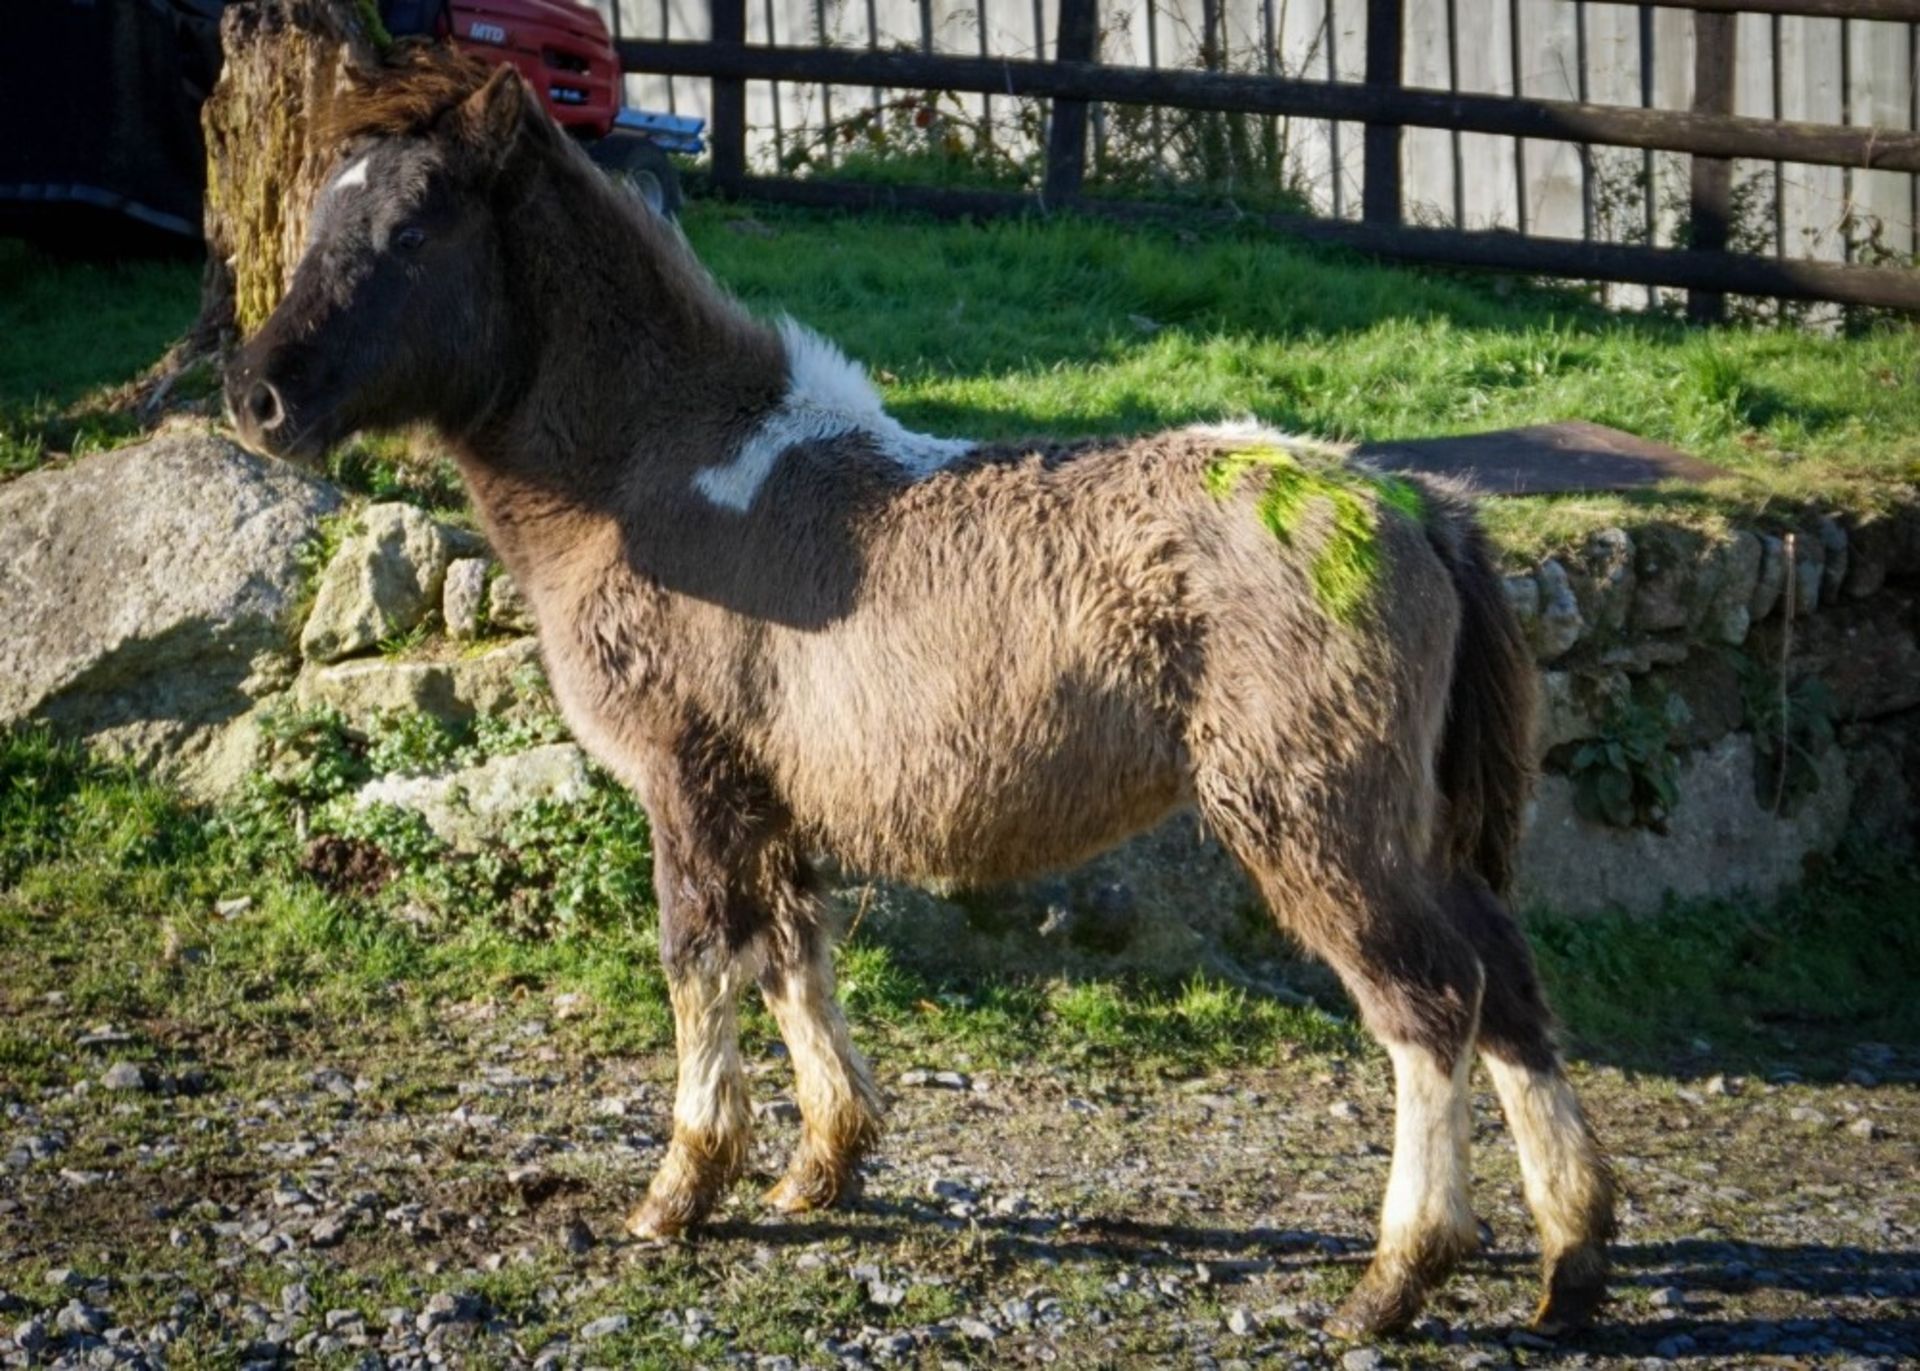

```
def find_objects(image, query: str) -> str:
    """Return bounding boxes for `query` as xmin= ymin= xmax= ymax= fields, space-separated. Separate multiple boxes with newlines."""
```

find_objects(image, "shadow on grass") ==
xmin=0 ymin=238 xmax=204 ymax=479
xmin=832 ymin=817 xmax=1920 ymax=1086
xmin=714 ymin=1202 xmax=1918 ymax=1360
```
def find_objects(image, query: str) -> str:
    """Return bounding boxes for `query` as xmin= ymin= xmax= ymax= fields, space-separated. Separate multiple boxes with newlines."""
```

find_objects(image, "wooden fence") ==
xmin=615 ymin=0 xmax=1920 ymax=313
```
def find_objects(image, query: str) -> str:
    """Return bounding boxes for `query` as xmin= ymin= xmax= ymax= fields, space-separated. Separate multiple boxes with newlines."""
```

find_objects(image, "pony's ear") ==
xmin=451 ymin=64 xmax=531 ymax=168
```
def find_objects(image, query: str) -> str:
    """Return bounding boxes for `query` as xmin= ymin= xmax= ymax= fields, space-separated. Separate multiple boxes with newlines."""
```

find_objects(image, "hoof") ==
xmin=1326 ymin=1269 xmax=1426 ymax=1341
xmin=624 ymin=1192 xmax=702 ymax=1242
xmin=1327 ymin=1230 xmax=1474 ymax=1341
xmin=762 ymin=1175 xmax=817 ymax=1215
xmin=764 ymin=1164 xmax=861 ymax=1215
xmin=626 ymin=1137 xmax=743 ymax=1241
xmin=1531 ymin=1246 xmax=1608 ymax=1336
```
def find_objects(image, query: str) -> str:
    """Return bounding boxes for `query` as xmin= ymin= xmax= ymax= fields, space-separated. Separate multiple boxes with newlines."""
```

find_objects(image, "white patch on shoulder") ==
xmin=1179 ymin=418 xmax=1351 ymax=461
xmin=333 ymin=156 xmax=371 ymax=193
xmin=777 ymin=316 xmax=886 ymax=422
xmin=692 ymin=317 xmax=974 ymax=512
xmin=691 ymin=399 xmax=862 ymax=512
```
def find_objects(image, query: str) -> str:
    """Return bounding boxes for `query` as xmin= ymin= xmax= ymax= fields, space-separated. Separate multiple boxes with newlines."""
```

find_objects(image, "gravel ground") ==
xmin=1 ymin=997 xmax=1914 ymax=1369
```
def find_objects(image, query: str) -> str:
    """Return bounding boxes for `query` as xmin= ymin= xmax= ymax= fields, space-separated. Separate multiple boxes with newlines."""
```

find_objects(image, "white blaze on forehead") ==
xmin=333 ymin=156 xmax=372 ymax=193
xmin=692 ymin=317 xmax=973 ymax=512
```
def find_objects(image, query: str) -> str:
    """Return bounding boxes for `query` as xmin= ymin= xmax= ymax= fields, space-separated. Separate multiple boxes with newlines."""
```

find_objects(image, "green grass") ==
xmin=5 ymin=207 xmax=1916 ymax=556
xmin=0 ymin=239 xmax=200 ymax=477
xmin=679 ymin=204 xmax=1919 ymax=552
xmin=0 ymin=721 xmax=1360 ymax=1085
xmin=0 ymin=241 xmax=199 ymax=404
xmin=3 ymin=722 xmax=1913 ymax=1085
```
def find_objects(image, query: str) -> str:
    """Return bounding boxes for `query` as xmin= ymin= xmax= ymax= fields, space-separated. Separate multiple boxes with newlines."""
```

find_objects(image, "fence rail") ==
xmin=615 ymin=39 xmax=1920 ymax=172
xmin=1598 ymin=0 xmax=1915 ymax=17
xmin=618 ymin=0 xmax=1920 ymax=313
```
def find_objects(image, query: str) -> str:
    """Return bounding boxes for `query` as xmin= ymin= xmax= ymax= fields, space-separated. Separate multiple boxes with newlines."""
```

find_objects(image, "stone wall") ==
xmin=5 ymin=433 xmax=1916 ymax=980
xmin=1501 ymin=512 xmax=1920 ymax=914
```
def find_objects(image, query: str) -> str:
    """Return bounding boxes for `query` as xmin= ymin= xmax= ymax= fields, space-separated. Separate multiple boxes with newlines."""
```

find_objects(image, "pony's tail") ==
xmin=1414 ymin=481 xmax=1538 ymax=896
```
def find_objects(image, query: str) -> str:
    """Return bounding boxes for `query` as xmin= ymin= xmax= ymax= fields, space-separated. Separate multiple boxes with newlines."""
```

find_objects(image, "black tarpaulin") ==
xmin=0 ymin=0 xmax=226 ymax=242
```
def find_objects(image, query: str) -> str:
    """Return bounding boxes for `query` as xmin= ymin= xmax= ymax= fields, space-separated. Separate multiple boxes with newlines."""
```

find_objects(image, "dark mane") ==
xmin=329 ymin=39 xmax=497 ymax=144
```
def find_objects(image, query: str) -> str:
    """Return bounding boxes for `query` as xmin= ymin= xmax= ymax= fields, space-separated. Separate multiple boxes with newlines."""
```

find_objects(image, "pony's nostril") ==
xmin=246 ymin=380 xmax=285 ymax=431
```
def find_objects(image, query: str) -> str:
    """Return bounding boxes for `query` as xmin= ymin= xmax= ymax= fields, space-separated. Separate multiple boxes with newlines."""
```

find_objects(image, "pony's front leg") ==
xmin=759 ymin=910 xmax=883 ymax=1213
xmin=625 ymin=813 xmax=757 ymax=1241
xmin=626 ymin=954 xmax=753 ymax=1239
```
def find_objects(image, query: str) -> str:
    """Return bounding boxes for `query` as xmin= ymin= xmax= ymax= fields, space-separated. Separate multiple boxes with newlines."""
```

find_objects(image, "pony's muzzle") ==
xmin=223 ymin=358 xmax=312 ymax=461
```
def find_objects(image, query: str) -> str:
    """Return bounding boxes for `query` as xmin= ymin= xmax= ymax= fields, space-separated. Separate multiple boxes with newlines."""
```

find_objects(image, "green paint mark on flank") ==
xmin=1373 ymin=473 xmax=1427 ymax=522
xmin=1204 ymin=443 xmax=1426 ymax=623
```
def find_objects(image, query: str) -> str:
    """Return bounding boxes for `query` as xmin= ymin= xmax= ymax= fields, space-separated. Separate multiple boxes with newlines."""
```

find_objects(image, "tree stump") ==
xmin=194 ymin=0 xmax=389 ymax=353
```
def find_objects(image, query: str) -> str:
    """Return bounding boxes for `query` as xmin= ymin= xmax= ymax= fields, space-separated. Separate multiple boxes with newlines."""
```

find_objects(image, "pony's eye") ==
xmin=394 ymin=225 xmax=427 ymax=252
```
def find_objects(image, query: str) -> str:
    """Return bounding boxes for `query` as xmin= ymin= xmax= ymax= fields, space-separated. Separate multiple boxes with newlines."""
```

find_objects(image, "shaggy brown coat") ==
xmin=225 ymin=45 xmax=1614 ymax=1340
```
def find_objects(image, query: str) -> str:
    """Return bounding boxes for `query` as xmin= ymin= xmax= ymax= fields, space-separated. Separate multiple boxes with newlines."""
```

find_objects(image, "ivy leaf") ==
xmin=1595 ymin=769 xmax=1635 ymax=827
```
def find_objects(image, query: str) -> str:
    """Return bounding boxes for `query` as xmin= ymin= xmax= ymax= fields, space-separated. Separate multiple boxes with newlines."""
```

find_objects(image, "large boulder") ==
xmin=0 ymin=430 xmax=340 ymax=782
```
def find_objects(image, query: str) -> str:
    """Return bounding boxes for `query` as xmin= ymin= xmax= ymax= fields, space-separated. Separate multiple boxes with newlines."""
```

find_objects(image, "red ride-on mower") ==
xmin=382 ymin=0 xmax=701 ymax=218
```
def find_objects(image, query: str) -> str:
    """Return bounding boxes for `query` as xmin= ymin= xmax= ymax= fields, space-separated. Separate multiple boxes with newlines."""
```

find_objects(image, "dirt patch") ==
xmin=299 ymin=833 xmax=396 ymax=897
xmin=1 ymin=1001 xmax=1914 ymax=1367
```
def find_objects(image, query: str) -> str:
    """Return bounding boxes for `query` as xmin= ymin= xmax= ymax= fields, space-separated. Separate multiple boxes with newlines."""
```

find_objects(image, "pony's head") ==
xmin=226 ymin=45 xmax=543 ymax=464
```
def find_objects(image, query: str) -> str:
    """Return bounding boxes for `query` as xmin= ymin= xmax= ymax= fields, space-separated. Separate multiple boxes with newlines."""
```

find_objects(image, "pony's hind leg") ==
xmin=1484 ymin=1053 xmax=1614 ymax=1333
xmin=1334 ymin=922 xmax=1485 ymax=1338
xmin=1444 ymin=879 xmax=1615 ymax=1333
xmin=1360 ymin=1020 xmax=1479 ymax=1332
xmin=1241 ymin=856 xmax=1486 ymax=1338
xmin=758 ymin=885 xmax=883 ymax=1213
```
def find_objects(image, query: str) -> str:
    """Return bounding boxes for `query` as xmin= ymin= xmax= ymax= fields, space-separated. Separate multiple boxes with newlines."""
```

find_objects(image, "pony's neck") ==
xmin=452 ymin=142 xmax=785 ymax=578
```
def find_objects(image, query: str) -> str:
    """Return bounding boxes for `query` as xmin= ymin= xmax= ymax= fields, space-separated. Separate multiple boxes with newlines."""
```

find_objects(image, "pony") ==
xmin=225 ymin=44 xmax=1614 ymax=1338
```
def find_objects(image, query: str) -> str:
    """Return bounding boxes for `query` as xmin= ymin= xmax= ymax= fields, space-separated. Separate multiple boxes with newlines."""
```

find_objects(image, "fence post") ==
xmin=710 ymin=0 xmax=748 ymax=193
xmin=1045 ymin=0 xmax=1099 ymax=202
xmin=1363 ymin=0 xmax=1404 ymax=225
xmin=1687 ymin=12 xmax=1737 ymax=323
